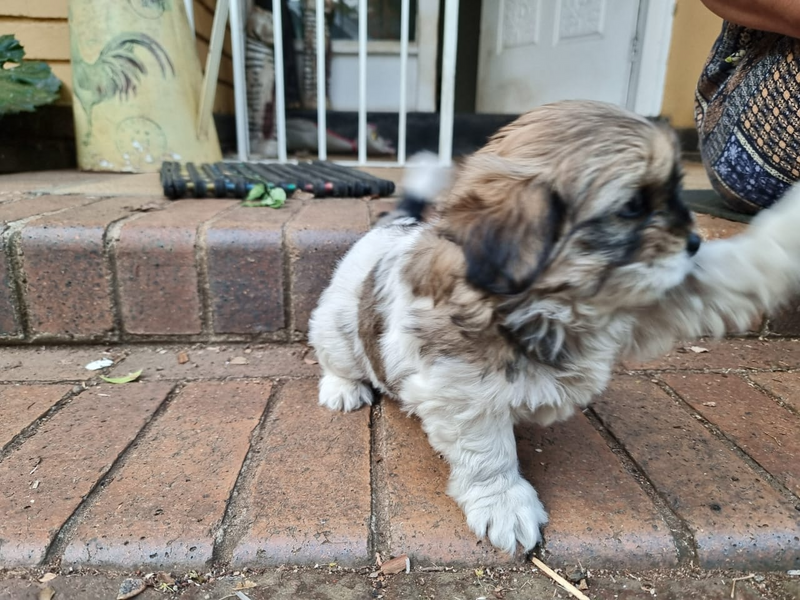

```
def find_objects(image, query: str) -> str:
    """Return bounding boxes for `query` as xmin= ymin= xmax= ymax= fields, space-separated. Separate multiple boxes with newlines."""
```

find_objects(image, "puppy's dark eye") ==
xmin=617 ymin=192 xmax=649 ymax=219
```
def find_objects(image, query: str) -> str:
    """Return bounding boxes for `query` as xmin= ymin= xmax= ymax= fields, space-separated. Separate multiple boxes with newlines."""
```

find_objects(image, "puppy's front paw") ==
xmin=461 ymin=478 xmax=548 ymax=555
xmin=319 ymin=374 xmax=373 ymax=412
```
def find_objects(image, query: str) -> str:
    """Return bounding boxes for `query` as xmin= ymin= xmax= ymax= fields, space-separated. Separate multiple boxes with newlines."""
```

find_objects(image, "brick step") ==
xmin=0 ymin=172 xmax=398 ymax=343
xmin=1 ymin=171 xmax=799 ymax=343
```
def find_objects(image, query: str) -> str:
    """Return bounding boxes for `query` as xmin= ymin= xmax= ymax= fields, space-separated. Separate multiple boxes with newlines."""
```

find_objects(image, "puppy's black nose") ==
xmin=686 ymin=232 xmax=701 ymax=256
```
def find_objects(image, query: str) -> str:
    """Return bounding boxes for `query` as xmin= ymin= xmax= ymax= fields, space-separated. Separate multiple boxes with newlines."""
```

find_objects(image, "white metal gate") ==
xmin=185 ymin=0 xmax=460 ymax=167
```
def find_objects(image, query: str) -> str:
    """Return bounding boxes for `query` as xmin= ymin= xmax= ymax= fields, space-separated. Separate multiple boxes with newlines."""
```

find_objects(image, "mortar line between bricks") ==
xmin=105 ymin=209 xmax=153 ymax=343
xmin=196 ymin=202 xmax=241 ymax=337
xmin=282 ymin=204 xmax=303 ymax=340
xmin=652 ymin=377 xmax=800 ymax=508
xmin=0 ymin=385 xmax=86 ymax=463
xmin=2 ymin=196 xmax=112 ymax=340
xmin=367 ymin=399 xmax=379 ymax=560
xmin=369 ymin=399 xmax=391 ymax=559
xmin=583 ymin=407 xmax=698 ymax=567
xmin=211 ymin=378 xmax=287 ymax=564
xmin=741 ymin=373 xmax=800 ymax=418
xmin=42 ymin=382 xmax=183 ymax=566
xmin=623 ymin=365 xmax=800 ymax=376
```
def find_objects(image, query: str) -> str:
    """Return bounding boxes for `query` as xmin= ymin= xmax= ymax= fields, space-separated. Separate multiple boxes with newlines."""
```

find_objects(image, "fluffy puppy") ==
xmin=308 ymin=100 xmax=800 ymax=555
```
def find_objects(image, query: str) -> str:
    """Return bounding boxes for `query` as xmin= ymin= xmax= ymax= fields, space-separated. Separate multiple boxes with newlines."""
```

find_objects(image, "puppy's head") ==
xmin=439 ymin=100 xmax=699 ymax=309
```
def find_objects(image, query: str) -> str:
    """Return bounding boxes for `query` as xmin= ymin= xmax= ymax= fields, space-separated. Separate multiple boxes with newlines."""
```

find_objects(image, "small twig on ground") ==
xmin=531 ymin=557 xmax=591 ymax=600
xmin=730 ymin=574 xmax=755 ymax=599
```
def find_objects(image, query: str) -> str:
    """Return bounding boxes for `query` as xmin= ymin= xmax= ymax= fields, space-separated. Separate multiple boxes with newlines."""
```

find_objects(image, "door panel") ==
xmin=477 ymin=0 xmax=641 ymax=114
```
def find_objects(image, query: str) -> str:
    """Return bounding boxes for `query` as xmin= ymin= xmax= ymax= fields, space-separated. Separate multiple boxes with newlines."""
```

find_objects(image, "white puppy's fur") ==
xmin=308 ymin=102 xmax=800 ymax=555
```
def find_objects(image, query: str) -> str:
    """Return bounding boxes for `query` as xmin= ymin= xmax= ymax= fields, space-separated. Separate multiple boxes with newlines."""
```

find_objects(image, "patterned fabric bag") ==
xmin=696 ymin=22 xmax=800 ymax=214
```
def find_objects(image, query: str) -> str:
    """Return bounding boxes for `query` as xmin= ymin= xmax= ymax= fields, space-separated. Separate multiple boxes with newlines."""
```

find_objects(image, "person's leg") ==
xmin=695 ymin=26 xmax=800 ymax=213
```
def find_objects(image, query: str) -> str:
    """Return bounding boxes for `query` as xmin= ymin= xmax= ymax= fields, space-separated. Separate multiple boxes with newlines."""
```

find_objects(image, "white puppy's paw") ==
xmin=461 ymin=478 xmax=548 ymax=555
xmin=319 ymin=374 xmax=373 ymax=412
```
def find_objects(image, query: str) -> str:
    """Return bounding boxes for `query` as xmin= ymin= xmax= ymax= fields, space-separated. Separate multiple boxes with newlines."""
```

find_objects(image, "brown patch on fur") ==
xmin=403 ymin=234 xmax=465 ymax=303
xmin=400 ymin=231 xmax=523 ymax=376
xmin=358 ymin=267 xmax=389 ymax=387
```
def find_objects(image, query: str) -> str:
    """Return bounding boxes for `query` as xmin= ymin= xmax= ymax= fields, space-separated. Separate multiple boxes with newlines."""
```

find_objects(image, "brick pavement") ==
xmin=0 ymin=340 xmax=797 ymax=572
xmin=0 ymin=168 xmax=799 ymax=343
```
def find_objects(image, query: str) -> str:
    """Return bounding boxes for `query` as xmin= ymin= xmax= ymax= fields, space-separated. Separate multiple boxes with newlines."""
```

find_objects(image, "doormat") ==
xmin=160 ymin=161 xmax=396 ymax=199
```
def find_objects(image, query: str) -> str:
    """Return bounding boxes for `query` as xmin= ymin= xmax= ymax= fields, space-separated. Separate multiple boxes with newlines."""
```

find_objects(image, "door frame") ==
xmin=628 ymin=0 xmax=677 ymax=116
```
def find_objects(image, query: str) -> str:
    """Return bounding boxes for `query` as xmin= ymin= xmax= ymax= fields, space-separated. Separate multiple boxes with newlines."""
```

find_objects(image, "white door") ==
xmin=477 ymin=0 xmax=642 ymax=113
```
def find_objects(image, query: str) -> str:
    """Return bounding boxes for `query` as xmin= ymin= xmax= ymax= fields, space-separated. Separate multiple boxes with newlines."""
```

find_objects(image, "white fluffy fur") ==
xmin=309 ymin=168 xmax=800 ymax=556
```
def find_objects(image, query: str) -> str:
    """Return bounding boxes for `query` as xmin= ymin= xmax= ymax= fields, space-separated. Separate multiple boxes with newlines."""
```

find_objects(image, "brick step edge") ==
xmin=1 ymin=194 xmax=799 ymax=343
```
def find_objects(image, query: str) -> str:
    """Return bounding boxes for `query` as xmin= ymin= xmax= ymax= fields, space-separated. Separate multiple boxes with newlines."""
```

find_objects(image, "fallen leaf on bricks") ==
xmin=38 ymin=574 xmax=57 ymax=583
xmin=38 ymin=587 xmax=55 ymax=600
xmin=234 ymin=580 xmax=258 ymax=590
xmin=177 ymin=351 xmax=189 ymax=364
xmin=101 ymin=370 xmax=143 ymax=384
xmin=381 ymin=554 xmax=410 ymax=575
xmin=116 ymin=578 xmax=146 ymax=599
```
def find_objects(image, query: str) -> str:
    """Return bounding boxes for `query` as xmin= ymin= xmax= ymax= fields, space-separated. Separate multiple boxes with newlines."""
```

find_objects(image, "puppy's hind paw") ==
xmin=319 ymin=375 xmax=373 ymax=412
xmin=462 ymin=478 xmax=548 ymax=555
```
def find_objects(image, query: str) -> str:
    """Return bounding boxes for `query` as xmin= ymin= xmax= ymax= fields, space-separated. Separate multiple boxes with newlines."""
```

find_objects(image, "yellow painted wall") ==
xmin=661 ymin=0 xmax=724 ymax=128
xmin=0 ymin=0 xmax=235 ymax=113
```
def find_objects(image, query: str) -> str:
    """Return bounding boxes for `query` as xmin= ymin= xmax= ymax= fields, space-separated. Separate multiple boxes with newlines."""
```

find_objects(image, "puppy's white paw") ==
xmin=319 ymin=375 xmax=373 ymax=412
xmin=461 ymin=478 xmax=548 ymax=555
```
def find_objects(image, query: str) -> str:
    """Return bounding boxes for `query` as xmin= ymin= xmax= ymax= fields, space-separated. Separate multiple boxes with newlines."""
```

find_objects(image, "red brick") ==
xmin=625 ymin=339 xmax=800 ymax=371
xmin=106 ymin=343 xmax=319 ymax=380
xmin=0 ymin=346 xmax=124 ymax=381
xmin=749 ymin=371 xmax=800 ymax=412
xmin=116 ymin=200 xmax=236 ymax=335
xmin=518 ymin=415 xmax=678 ymax=568
xmin=19 ymin=197 xmax=161 ymax=339
xmin=53 ymin=172 xmax=162 ymax=197
xmin=231 ymin=379 xmax=371 ymax=565
xmin=0 ymin=384 xmax=72 ymax=448
xmin=62 ymin=381 xmax=272 ymax=568
xmin=0 ymin=171 xmax=119 ymax=194
xmin=694 ymin=214 xmax=747 ymax=241
xmin=768 ymin=302 xmax=800 ymax=336
xmin=286 ymin=199 xmax=370 ymax=332
xmin=0 ymin=238 xmax=18 ymax=336
xmin=662 ymin=373 xmax=800 ymax=496
xmin=0 ymin=195 xmax=100 ymax=337
xmin=367 ymin=199 xmax=396 ymax=225
xmin=0 ymin=382 xmax=171 ymax=566
xmin=594 ymin=377 xmax=800 ymax=570
xmin=377 ymin=400 xmax=505 ymax=565
xmin=0 ymin=194 xmax=99 ymax=224
xmin=205 ymin=204 xmax=299 ymax=334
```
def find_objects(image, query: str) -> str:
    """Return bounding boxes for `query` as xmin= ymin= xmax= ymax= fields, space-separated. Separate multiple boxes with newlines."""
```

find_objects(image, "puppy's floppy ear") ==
xmin=442 ymin=182 xmax=566 ymax=295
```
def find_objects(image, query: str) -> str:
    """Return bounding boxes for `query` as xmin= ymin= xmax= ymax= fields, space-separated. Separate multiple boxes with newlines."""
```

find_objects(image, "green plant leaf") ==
xmin=245 ymin=183 xmax=266 ymax=201
xmin=100 ymin=369 xmax=143 ymax=384
xmin=0 ymin=35 xmax=25 ymax=66
xmin=0 ymin=35 xmax=61 ymax=115
xmin=265 ymin=187 xmax=287 ymax=208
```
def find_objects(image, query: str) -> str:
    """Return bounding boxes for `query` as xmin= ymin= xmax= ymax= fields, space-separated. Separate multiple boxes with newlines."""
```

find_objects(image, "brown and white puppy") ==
xmin=309 ymin=100 xmax=800 ymax=555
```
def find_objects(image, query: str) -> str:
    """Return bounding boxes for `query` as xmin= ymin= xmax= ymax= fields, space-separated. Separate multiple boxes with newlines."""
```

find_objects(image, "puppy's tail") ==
xmin=377 ymin=151 xmax=451 ymax=225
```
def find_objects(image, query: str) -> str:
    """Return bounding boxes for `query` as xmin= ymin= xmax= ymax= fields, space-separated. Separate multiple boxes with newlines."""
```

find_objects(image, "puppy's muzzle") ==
xmin=686 ymin=232 xmax=701 ymax=256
